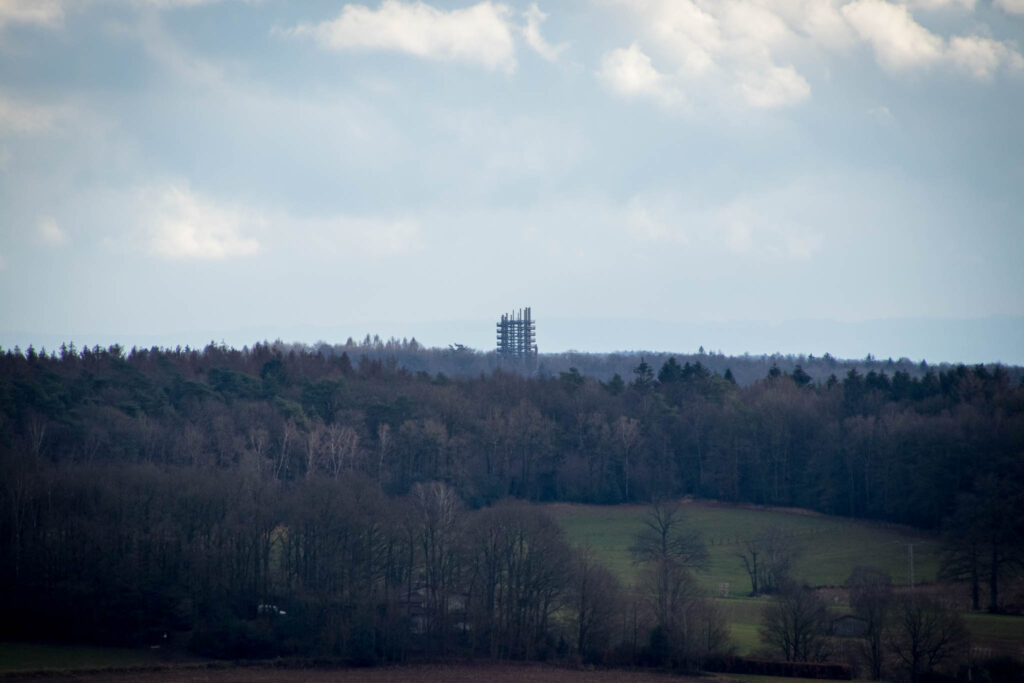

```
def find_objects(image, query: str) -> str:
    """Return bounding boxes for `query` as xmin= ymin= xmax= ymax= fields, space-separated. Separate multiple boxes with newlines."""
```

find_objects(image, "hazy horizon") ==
xmin=5 ymin=313 xmax=1023 ymax=366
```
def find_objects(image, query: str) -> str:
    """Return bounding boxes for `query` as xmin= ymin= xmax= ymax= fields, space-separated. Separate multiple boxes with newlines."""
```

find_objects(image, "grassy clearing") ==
xmin=547 ymin=500 xmax=1024 ymax=658
xmin=705 ymin=599 xmax=1024 ymax=659
xmin=0 ymin=642 xmax=166 ymax=672
xmin=715 ymin=597 xmax=773 ymax=655
xmin=963 ymin=613 xmax=1024 ymax=658
xmin=712 ymin=598 xmax=854 ymax=656
xmin=725 ymin=619 xmax=762 ymax=656
xmin=546 ymin=500 xmax=940 ymax=592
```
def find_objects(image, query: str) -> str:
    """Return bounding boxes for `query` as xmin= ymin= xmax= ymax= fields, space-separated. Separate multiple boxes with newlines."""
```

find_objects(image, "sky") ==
xmin=1 ymin=0 xmax=1022 ymax=363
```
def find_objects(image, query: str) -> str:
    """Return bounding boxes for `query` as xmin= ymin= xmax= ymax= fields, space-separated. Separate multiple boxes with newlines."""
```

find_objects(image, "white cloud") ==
xmin=995 ymin=0 xmax=1024 ymax=14
xmin=137 ymin=184 xmax=419 ymax=262
xmin=0 ymin=93 xmax=59 ymax=133
xmin=720 ymin=1 xmax=791 ymax=52
xmin=612 ymin=189 xmax=824 ymax=262
xmin=640 ymin=0 xmax=721 ymax=77
xmin=624 ymin=197 xmax=688 ymax=244
xmin=867 ymin=105 xmax=895 ymax=124
xmin=602 ymin=0 xmax=1020 ymax=112
xmin=0 ymin=0 xmax=64 ymax=29
xmin=309 ymin=215 xmax=423 ymax=258
xmin=131 ymin=0 xmax=231 ymax=7
xmin=715 ymin=203 xmax=758 ymax=253
xmin=905 ymin=0 xmax=976 ymax=10
xmin=288 ymin=1 xmax=517 ymax=72
xmin=522 ymin=3 xmax=566 ymax=62
xmin=947 ymin=35 xmax=1024 ymax=79
xmin=715 ymin=203 xmax=822 ymax=260
xmin=777 ymin=0 xmax=857 ymax=49
xmin=780 ymin=227 xmax=823 ymax=260
xmin=603 ymin=0 xmax=814 ymax=109
xmin=433 ymin=108 xmax=585 ymax=182
xmin=735 ymin=64 xmax=810 ymax=108
xmin=0 ymin=0 xmax=228 ymax=30
xmin=842 ymin=0 xmax=944 ymax=71
xmin=723 ymin=220 xmax=754 ymax=253
xmin=843 ymin=0 xmax=1023 ymax=78
xmin=38 ymin=217 xmax=69 ymax=247
xmin=147 ymin=185 xmax=260 ymax=261
xmin=598 ymin=43 xmax=683 ymax=105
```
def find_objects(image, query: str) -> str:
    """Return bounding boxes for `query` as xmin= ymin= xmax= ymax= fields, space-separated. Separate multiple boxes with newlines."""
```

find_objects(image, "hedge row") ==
xmin=702 ymin=655 xmax=853 ymax=679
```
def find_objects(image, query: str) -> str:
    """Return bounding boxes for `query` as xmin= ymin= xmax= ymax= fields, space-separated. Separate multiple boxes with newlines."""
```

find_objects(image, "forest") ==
xmin=1 ymin=340 xmax=1022 ymax=677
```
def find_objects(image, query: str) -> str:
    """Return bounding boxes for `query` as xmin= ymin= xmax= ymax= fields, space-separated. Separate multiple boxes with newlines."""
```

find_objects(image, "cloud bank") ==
xmin=597 ymin=0 xmax=1022 ymax=110
xmin=287 ymin=1 xmax=519 ymax=71
xmin=147 ymin=185 xmax=260 ymax=261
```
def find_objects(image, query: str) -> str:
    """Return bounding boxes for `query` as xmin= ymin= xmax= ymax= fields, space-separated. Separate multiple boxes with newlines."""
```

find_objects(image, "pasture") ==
xmin=546 ymin=500 xmax=941 ymax=592
xmin=0 ymin=642 xmax=166 ymax=672
xmin=1 ymin=501 xmax=1019 ymax=675
xmin=548 ymin=500 xmax=1024 ymax=658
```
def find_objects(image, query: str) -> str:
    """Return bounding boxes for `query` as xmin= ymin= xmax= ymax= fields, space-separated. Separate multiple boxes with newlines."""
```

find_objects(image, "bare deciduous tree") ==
xmin=410 ymin=481 xmax=463 ymax=652
xmin=569 ymin=546 xmax=624 ymax=662
xmin=630 ymin=500 xmax=709 ymax=570
xmin=759 ymin=582 xmax=831 ymax=662
xmin=323 ymin=423 xmax=359 ymax=477
xmin=847 ymin=565 xmax=893 ymax=680
xmin=888 ymin=596 xmax=968 ymax=683
xmin=738 ymin=524 xmax=799 ymax=595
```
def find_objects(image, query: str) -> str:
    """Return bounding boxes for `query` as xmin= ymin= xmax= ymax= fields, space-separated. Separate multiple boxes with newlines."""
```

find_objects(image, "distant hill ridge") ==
xmin=258 ymin=337 xmax=1024 ymax=386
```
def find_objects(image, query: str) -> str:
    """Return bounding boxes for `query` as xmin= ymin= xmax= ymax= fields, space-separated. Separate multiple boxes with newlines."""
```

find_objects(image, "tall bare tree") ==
xmin=847 ymin=565 xmax=893 ymax=680
xmin=759 ymin=582 xmax=831 ymax=662
xmin=888 ymin=596 xmax=968 ymax=683
xmin=630 ymin=500 xmax=709 ymax=570
xmin=738 ymin=524 xmax=800 ymax=595
xmin=569 ymin=546 xmax=624 ymax=662
xmin=410 ymin=481 xmax=463 ymax=652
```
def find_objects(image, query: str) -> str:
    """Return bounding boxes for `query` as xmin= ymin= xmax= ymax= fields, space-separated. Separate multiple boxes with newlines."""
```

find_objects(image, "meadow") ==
xmin=0 ymin=642 xmax=170 ymax=672
xmin=548 ymin=500 xmax=1023 ymax=658
xmin=2 ymin=500 xmax=1020 ymax=676
xmin=546 ymin=499 xmax=941 ymax=592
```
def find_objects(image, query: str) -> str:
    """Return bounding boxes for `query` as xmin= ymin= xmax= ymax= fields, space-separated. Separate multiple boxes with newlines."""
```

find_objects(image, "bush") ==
xmin=189 ymin=617 xmax=278 ymax=659
xmin=703 ymin=654 xmax=853 ymax=679
xmin=958 ymin=656 xmax=1024 ymax=683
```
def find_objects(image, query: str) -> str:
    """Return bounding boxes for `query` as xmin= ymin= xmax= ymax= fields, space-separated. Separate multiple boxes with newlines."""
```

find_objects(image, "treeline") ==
xmin=2 ymin=342 xmax=1021 ymax=526
xmin=141 ymin=334 xmax=1024 ymax=386
xmin=0 ymin=467 xmax=727 ymax=668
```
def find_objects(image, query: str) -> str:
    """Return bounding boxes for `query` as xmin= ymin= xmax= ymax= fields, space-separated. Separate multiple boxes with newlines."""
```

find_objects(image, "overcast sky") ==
xmin=1 ymin=0 xmax=1022 ymax=363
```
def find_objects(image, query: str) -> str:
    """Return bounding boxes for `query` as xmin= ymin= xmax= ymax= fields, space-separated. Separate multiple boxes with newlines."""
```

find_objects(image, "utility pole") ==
xmin=907 ymin=542 xmax=915 ymax=590
xmin=895 ymin=540 xmax=917 ymax=590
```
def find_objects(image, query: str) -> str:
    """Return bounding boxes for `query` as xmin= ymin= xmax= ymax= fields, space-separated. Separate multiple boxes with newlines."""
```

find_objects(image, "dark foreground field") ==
xmin=0 ymin=662 xmax=700 ymax=683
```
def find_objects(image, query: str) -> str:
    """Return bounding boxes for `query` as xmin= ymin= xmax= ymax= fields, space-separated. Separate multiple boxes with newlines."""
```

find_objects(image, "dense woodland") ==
xmin=4 ymin=340 xmax=1021 ymax=521
xmin=1 ymin=340 xmax=1022 ymax=675
xmin=230 ymin=335 xmax=1024 ymax=387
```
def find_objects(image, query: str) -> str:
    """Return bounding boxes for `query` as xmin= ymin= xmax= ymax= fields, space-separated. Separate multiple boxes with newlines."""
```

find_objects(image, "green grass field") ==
xmin=0 ymin=642 xmax=166 ymax=672
xmin=963 ymin=613 xmax=1024 ymax=657
xmin=2 ymin=501 xmax=1018 ymax=674
xmin=547 ymin=499 xmax=1024 ymax=659
xmin=546 ymin=500 xmax=941 ymax=592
